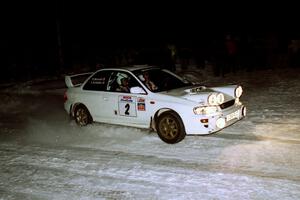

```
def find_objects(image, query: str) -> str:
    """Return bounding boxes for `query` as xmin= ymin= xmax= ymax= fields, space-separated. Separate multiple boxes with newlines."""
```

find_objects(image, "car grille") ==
xmin=220 ymin=99 xmax=235 ymax=109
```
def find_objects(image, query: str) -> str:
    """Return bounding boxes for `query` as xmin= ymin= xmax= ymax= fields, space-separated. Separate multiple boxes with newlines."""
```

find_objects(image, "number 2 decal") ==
xmin=125 ymin=103 xmax=130 ymax=115
xmin=118 ymin=96 xmax=137 ymax=117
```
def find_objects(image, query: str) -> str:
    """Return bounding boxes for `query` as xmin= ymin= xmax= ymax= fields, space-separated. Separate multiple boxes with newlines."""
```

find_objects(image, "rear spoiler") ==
xmin=65 ymin=72 xmax=93 ymax=88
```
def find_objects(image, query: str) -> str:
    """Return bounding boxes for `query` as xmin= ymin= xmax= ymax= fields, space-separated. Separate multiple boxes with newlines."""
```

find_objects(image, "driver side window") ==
xmin=106 ymin=71 xmax=145 ymax=93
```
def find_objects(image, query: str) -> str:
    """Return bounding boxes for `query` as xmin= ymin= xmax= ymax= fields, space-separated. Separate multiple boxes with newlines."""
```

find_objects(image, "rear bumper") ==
xmin=64 ymin=101 xmax=72 ymax=115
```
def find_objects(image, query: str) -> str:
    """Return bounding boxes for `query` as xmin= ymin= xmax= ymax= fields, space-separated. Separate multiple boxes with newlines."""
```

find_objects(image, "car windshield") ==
xmin=133 ymin=68 xmax=192 ymax=92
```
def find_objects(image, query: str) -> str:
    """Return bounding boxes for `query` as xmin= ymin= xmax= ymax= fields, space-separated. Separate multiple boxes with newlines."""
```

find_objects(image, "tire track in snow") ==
xmin=1 ymin=143 xmax=300 ymax=183
xmin=209 ymin=132 xmax=300 ymax=144
xmin=1 ymin=143 xmax=300 ymax=199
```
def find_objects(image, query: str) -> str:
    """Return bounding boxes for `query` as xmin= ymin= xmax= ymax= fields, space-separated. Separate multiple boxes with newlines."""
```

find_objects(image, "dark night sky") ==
xmin=1 ymin=1 xmax=299 ymax=80
xmin=3 ymin=1 xmax=298 ymax=47
xmin=4 ymin=2 xmax=293 ymax=45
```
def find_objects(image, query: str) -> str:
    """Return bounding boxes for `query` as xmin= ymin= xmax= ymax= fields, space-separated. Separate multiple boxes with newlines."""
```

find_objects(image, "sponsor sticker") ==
xmin=137 ymin=102 xmax=146 ymax=111
xmin=120 ymin=96 xmax=133 ymax=102
xmin=137 ymin=97 xmax=145 ymax=102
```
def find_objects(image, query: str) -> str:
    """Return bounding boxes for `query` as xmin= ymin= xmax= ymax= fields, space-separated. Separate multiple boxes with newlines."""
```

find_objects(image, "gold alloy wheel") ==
xmin=76 ymin=107 xmax=89 ymax=126
xmin=159 ymin=116 xmax=179 ymax=140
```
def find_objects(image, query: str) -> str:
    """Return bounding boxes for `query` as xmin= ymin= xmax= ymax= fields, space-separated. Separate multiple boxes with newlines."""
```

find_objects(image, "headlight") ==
xmin=235 ymin=86 xmax=243 ymax=98
xmin=208 ymin=94 xmax=217 ymax=105
xmin=193 ymin=106 xmax=218 ymax=115
xmin=208 ymin=93 xmax=224 ymax=105
xmin=217 ymin=93 xmax=224 ymax=104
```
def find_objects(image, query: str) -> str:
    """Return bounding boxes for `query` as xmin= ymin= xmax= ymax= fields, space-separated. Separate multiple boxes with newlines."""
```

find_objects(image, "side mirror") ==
xmin=130 ymin=86 xmax=146 ymax=94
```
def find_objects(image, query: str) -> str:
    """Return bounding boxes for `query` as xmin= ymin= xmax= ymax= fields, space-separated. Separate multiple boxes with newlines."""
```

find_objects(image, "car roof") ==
xmin=97 ymin=65 xmax=160 ymax=73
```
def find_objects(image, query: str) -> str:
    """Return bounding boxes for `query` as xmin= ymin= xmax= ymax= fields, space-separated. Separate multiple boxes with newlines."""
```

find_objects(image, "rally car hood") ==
xmin=160 ymin=85 xmax=234 ymax=105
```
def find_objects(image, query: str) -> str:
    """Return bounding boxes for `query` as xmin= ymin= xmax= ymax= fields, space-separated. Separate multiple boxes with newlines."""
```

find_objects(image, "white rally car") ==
xmin=64 ymin=65 xmax=246 ymax=144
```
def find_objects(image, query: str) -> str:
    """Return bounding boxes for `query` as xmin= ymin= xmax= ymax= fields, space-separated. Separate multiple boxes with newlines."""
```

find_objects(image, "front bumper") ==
xmin=184 ymin=104 xmax=246 ymax=135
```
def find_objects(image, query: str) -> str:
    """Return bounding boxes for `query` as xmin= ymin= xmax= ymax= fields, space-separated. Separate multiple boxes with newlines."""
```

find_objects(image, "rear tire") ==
xmin=74 ymin=105 xmax=92 ymax=126
xmin=156 ymin=111 xmax=186 ymax=144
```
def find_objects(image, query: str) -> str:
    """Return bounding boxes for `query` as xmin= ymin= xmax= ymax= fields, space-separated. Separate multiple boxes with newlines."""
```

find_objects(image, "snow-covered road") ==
xmin=1 ymin=68 xmax=300 ymax=199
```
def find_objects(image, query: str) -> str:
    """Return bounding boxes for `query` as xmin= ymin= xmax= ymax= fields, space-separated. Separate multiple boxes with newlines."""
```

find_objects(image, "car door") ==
xmin=81 ymin=70 xmax=117 ymax=123
xmin=104 ymin=70 xmax=151 ymax=127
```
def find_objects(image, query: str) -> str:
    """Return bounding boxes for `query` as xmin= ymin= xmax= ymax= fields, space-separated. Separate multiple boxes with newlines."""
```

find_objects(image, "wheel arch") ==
xmin=71 ymin=102 xmax=93 ymax=122
xmin=151 ymin=108 xmax=183 ymax=131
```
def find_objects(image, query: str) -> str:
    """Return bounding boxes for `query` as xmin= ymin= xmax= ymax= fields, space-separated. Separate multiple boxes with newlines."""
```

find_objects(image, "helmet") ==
xmin=116 ymin=73 xmax=129 ymax=85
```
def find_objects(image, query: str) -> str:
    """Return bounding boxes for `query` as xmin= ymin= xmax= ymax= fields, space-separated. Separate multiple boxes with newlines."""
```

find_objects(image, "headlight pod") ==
xmin=217 ymin=93 xmax=224 ymax=104
xmin=193 ymin=106 xmax=218 ymax=115
xmin=208 ymin=93 xmax=225 ymax=105
xmin=235 ymin=86 xmax=243 ymax=98
xmin=208 ymin=94 xmax=217 ymax=105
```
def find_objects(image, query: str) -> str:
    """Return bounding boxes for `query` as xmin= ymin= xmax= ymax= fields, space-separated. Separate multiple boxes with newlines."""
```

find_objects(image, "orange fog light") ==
xmin=200 ymin=119 xmax=208 ymax=123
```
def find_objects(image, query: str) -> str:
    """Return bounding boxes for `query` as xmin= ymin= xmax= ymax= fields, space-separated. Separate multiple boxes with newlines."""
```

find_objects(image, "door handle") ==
xmin=103 ymin=97 xmax=108 ymax=101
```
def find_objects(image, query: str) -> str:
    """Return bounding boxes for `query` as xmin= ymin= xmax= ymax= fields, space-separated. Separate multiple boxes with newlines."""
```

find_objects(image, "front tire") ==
xmin=74 ymin=105 xmax=92 ymax=126
xmin=156 ymin=111 xmax=186 ymax=144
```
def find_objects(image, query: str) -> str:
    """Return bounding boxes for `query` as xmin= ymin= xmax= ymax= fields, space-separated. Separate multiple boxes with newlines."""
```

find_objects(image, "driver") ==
xmin=116 ymin=73 xmax=130 ymax=92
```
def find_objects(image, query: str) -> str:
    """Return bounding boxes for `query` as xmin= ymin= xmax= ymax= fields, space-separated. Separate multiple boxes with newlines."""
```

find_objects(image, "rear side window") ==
xmin=83 ymin=71 xmax=111 ymax=91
